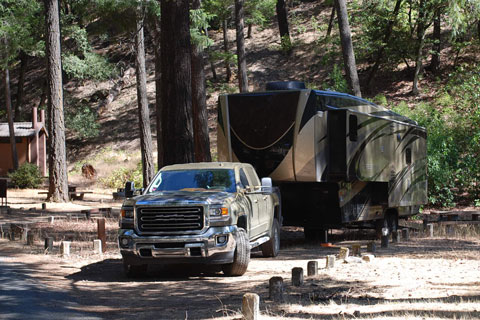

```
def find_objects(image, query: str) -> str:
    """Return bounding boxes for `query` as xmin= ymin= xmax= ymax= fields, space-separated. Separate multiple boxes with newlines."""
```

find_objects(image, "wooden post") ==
xmin=427 ymin=223 xmax=434 ymax=237
xmin=48 ymin=216 xmax=55 ymax=224
xmin=269 ymin=277 xmax=284 ymax=302
xmin=392 ymin=231 xmax=401 ymax=243
xmin=42 ymin=203 xmax=47 ymax=210
xmin=97 ymin=218 xmax=106 ymax=253
xmin=326 ymin=255 xmax=336 ymax=269
xmin=93 ymin=239 xmax=102 ymax=254
xmin=351 ymin=244 xmax=361 ymax=256
xmin=61 ymin=241 xmax=71 ymax=257
xmin=446 ymin=225 xmax=454 ymax=236
xmin=22 ymin=229 xmax=28 ymax=242
xmin=367 ymin=242 xmax=376 ymax=253
xmin=338 ymin=247 xmax=349 ymax=259
xmin=27 ymin=233 xmax=34 ymax=245
xmin=381 ymin=227 xmax=389 ymax=248
xmin=291 ymin=267 xmax=303 ymax=286
xmin=242 ymin=293 xmax=260 ymax=320
xmin=307 ymin=261 xmax=318 ymax=276
xmin=401 ymin=229 xmax=410 ymax=241
xmin=45 ymin=237 xmax=54 ymax=253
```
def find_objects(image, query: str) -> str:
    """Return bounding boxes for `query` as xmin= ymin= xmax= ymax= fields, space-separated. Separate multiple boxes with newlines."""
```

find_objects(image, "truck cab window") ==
xmin=239 ymin=169 xmax=250 ymax=188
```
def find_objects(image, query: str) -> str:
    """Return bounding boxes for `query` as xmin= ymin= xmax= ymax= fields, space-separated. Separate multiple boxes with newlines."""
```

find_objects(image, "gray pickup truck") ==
xmin=118 ymin=162 xmax=281 ymax=277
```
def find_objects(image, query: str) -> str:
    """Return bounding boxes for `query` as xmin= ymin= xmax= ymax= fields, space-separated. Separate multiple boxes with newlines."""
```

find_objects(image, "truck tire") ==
xmin=375 ymin=211 xmax=398 ymax=239
xmin=222 ymin=228 xmax=250 ymax=276
xmin=124 ymin=262 xmax=148 ymax=278
xmin=261 ymin=218 xmax=280 ymax=257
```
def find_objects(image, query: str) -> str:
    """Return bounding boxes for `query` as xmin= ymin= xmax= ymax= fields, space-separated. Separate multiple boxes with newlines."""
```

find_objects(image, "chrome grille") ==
xmin=137 ymin=206 xmax=204 ymax=233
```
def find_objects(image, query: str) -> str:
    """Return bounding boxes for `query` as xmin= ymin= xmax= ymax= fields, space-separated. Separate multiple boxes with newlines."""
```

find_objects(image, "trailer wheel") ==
xmin=222 ymin=228 xmax=250 ymax=276
xmin=123 ymin=262 xmax=148 ymax=278
xmin=261 ymin=218 xmax=280 ymax=257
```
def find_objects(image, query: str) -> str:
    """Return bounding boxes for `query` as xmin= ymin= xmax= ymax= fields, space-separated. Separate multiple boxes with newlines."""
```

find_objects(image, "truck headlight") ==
xmin=120 ymin=206 xmax=134 ymax=218
xmin=209 ymin=206 xmax=228 ymax=217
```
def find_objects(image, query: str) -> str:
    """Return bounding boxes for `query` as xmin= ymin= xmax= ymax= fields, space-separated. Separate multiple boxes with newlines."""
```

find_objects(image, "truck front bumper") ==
xmin=118 ymin=225 xmax=237 ymax=265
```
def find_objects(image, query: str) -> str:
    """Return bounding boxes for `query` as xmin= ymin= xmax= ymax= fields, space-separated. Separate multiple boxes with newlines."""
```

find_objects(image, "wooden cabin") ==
xmin=0 ymin=107 xmax=47 ymax=176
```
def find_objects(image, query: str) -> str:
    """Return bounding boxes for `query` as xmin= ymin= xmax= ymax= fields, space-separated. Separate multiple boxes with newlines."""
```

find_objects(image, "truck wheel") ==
xmin=376 ymin=211 xmax=398 ymax=239
xmin=124 ymin=262 xmax=148 ymax=278
xmin=261 ymin=218 xmax=280 ymax=257
xmin=222 ymin=228 xmax=250 ymax=276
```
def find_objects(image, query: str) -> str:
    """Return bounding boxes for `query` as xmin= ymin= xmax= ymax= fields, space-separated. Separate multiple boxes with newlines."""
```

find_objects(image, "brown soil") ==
xmin=1 ymin=191 xmax=480 ymax=319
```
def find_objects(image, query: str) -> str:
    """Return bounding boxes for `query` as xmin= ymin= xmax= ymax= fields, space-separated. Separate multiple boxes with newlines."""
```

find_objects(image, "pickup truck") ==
xmin=118 ymin=162 xmax=281 ymax=277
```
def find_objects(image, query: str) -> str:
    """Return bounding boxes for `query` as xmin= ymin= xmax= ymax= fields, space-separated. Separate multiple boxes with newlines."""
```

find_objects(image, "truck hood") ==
xmin=132 ymin=190 xmax=236 ymax=206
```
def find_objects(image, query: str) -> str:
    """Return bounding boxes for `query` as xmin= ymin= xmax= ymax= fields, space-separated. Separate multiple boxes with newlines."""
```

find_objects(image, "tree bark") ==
xmin=222 ymin=19 xmax=232 ymax=82
xmin=4 ymin=66 xmax=19 ymax=171
xmin=335 ymin=0 xmax=362 ymax=97
xmin=326 ymin=6 xmax=335 ymax=38
xmin=429 ymin=8 xmax=441 ymax=74
xmin=45 ymin=0 xmax=69 ymax=202
xmin=366 ymin=0 xmax=403 ymax=89
xmin=247 ymin=23 xmax=252 ymax=38
xmin=135 ymin=6 xmax=155 ymax=188
xmin=14 ymin=51 xmax=28 ymax=122
xmin=235 ymin=0 xmax=248 ymax=92
xmin=191 ymin=0 xmax=211 ymax=163
xmin=276 ymin=0 xmax=290 ymax=41
xmin=151 ymin=16 xmax=164 ymax=170
xmin=160 ymin=0 xmax=194 ymax=165
xmin=412 ymin=0 xmax=426 ymax=95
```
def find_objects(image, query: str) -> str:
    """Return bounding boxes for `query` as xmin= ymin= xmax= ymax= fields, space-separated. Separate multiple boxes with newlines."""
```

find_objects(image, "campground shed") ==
xmin=0 ymin=107 xmax=47 ymax=176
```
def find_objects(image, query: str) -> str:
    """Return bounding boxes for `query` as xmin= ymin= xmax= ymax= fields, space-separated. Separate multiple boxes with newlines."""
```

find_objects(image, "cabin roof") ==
xmin=0 ymin=122 xmax=46 ymax=138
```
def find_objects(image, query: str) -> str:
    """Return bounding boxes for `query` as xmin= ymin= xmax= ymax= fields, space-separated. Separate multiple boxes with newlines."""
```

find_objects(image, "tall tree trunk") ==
xmin=366 ymin=0 xmax=403 ymax=90
xmin=37 ymin=79 xmax=47 ymax=109
xmin=429 ymin=8 xmax=441 ymax=74
xmin=45 ymin=0 xmax=69 ymax=202
xmin=160 ymin=0 xmax=194 ymax=165
xmin=335 ymin=0 xmax=362 ymax=97
xmin=276 ymin=0 xmax=290 ymax=41
xmin=14 ymin=51 xmax=28 ymax=122
xmin=135 ymin=7 xmax=155 ymax=188
xmin=191 ymin=0 xmax=211 ymax=162
xmin=152 ymin=17 xmax=163 ymax=170
xmin=326 ymin=6 xmax=336 ymax=38
xmin=222 ymin=20 xmax=232 ymax=82
xmin=235 ymin=0 xmax=248 ymax=92
xmin=412 ymin=0 xmax=426 ymax=95
xmin=4 ymin=66 xmax=19 ymax=171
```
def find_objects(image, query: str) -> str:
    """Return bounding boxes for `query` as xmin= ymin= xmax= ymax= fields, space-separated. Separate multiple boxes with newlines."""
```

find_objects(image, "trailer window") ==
xmin=349 ymin=115 xmax=358 ymax=142
xmin=406 ymin=148 xmax=412 ymax=165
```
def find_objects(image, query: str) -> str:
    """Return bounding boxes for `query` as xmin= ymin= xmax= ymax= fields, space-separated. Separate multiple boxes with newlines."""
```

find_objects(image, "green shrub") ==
xmin=64 ymin=99 xmax=100 ymax=139
xmin=373 ymin=94 xmax=388 ymax=106
xmin=8 ymin=163 xmax=42 ymax=189
xmin=325 ymin=64 xmax=348 ymax=93
xmin=100 ymin=162 xmax=143 ymax=189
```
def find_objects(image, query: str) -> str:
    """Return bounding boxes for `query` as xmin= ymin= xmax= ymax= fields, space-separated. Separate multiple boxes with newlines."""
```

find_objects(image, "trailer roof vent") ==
xmin=266 ymin=81 xmax=306 ymax=91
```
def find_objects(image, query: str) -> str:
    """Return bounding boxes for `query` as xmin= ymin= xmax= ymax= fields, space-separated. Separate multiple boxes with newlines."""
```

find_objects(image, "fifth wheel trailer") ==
xmin=217 ymin=82 xmax=427 ymax=239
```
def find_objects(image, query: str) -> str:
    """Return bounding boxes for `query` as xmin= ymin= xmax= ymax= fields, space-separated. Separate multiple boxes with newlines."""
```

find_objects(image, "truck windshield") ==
xmin=148 ymin=169 xmax=236 ymax=193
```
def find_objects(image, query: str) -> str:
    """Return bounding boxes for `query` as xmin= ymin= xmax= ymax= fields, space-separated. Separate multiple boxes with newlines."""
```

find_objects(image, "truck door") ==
xmin=244 ymin=167 xmax=271 ymax=235
xmin=240 ymin=169 xmax=263 ymax=238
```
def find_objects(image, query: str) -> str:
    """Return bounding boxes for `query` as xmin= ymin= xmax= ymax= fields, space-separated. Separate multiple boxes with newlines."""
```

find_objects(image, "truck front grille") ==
xmin=137 ymin=206 xmax=204 ymax=233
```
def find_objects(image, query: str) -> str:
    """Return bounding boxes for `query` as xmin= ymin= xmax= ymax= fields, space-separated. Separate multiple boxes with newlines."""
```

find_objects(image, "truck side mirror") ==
xmin=125 ymin=181 xmax=135 ymax=198
xmin=261 ymin=177 xmax=272 ymax=188
xmin=261 ymin=177 xmax=272 ymax=193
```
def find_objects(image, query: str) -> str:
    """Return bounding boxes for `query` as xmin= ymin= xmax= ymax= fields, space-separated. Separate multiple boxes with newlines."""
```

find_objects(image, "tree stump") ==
xmin=307 ymin=261 xmax=318 ymax=276
xmin=242 ymin=293 xmax=260 ymax=320
xmin=269 ymin=277 xmax=284 ymax=302
xmin=291 ymin=267 xmax=303 ymax=286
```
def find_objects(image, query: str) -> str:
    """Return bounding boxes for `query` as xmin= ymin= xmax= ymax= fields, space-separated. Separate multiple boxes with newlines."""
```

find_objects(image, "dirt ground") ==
xmin=1 ymin=190 xmax=480 ymax=319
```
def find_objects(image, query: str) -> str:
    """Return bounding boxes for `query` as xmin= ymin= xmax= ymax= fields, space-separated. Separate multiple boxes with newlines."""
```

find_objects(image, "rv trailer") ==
xmin=217 ymin=82 xmax=427 ymax=239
